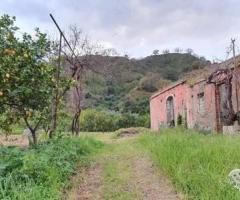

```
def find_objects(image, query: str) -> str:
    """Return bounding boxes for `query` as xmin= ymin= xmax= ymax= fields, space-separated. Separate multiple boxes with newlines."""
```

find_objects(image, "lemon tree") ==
xmin=0 ymin=15 xmax=54 ymax=144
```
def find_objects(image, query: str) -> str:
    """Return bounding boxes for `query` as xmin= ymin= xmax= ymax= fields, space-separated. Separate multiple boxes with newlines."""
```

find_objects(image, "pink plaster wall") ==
xmin=150 ymin=68 xmax=240 ymax=132
xmin=150 ymin=81 xmax=217 ymax=131
xmin=187 ymin=82 xmax=217 ymax=131
xmin=150 ymin=82 xmax=188 ymax=130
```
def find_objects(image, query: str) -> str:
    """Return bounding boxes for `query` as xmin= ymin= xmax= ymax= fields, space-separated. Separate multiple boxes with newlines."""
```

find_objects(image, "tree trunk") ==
xmin=24 ymin=117 xmax=40 ymax=146
xmin=49 ymin=33 xmax=62 ymax=138
xmin=49 ymin=95 xmax=59 ymax=138
xmin=31 ymin=129 xmax=37 ymax=145
xmin=71 ymin=109 xmax=81 ymax=136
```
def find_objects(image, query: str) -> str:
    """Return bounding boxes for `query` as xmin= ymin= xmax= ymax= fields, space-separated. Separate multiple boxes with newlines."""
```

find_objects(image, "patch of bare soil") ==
xmin=116 ymin=128 xmax=140 ymax=137
xmin=132 ymin=157 xmax=182 ymax=200
xmin=66 ymin=163 xmax=103 ymax=200
xmin=68 ymin=156 xmax=181 ymax=200
xmin=0 ymin=135 xmax=28 ymax=147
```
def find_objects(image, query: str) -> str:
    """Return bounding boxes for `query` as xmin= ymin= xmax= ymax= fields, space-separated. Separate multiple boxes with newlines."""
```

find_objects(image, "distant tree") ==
xmin=199 ymin=56 xmax=207 ymax=62
xmin=152 ymin=49 xmax=159 ymax=55
xmin=162 ymin=49 xmax=170 ymax=54
xmin=102 ymin=48 xmax=119 ymax=56
xmin=186 ymin=48 xmax=194 ymax=54
xmin=163 ymin=69 xmax=178 ymax=81
xmin=174 ymin=47 xmax=182 ymax=53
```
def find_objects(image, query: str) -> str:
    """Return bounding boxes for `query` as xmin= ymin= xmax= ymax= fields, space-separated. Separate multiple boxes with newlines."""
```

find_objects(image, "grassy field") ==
xmin=2 ymin=128 xmax=240 ymax=200
xmin=0 ymin=136 xmax=103 ymax=200
xmin=139 ymin=128 xmax=240 ymax=200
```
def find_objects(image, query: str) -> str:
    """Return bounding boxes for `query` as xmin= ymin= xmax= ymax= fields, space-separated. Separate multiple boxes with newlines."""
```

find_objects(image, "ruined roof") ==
xmin=183 ymin=55 xmax=240 ymax=86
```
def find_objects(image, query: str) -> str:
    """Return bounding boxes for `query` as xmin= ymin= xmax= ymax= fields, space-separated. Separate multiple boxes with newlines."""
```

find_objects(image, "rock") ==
xmin=223 ymin=121 xmax=240 ymax=135
xmin=229 ymin=169 xmax=240 ymax=190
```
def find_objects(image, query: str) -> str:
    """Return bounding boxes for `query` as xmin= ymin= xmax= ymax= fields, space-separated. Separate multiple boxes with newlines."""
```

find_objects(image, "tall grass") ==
xmin=139 ymin=128 xmax=240 ymax=200
xmin=0 ymin=136 xmax=103 ymax=200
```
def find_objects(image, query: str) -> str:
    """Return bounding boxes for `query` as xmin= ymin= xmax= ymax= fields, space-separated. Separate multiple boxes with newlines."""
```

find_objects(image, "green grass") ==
xmin=138 ymin=128 xmax=240 ymax=200
xmin=0 ymin=136 xmax=103 ymax=200
xmin=91 ymin=134 xmax=143 ymax=200
xmin=101 ymin=141 xmax=141 ymax=200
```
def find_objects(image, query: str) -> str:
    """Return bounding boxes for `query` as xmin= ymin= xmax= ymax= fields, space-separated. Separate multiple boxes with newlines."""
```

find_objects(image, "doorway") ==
xmin=166 ymin=96 xmax=175 ymax=127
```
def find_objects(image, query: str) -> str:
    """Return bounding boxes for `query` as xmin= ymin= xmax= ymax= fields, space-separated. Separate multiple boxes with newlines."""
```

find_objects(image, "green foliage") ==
xmin=139 ymin=128 xmax=240 ymax=199
xmin=0 ymin=136 xmax=103 ymax=199
xmin=82 ymin=53 xmax=209 ymax=114
xmin=0 ymin=110 xmax=18 ymax=136
xmin=80 ymin=109 xmax=150 ymax=132
xmin=0 ymin=15 xmax=54 ymax=139
xmin=152 ymin=49 xmax=160 ymax=55
xmin=121 ymin=97 xmax=149 ymax=115
xmin=55 ymin=109 xmax=72 ymax=133
xmin=80 ymin=109 xmax=115 ymax=132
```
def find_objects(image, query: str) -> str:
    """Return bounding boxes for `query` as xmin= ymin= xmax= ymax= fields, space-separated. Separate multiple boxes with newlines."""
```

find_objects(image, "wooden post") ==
xmin=231 ymin=38 xmax=239 ymax=111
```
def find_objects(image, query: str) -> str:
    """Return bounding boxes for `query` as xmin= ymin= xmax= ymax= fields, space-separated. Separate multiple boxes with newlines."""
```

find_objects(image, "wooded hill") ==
xmin=78 ymin=53 xmax=210 ymax=114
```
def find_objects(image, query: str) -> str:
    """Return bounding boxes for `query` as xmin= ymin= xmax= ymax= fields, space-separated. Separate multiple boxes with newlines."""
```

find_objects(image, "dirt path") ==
xmin=67 ymin=163 xmax=103 ymax=200
xmin=132 ymin=157 xmax=179 ymax=200
xmin=65 ymin=134 xmax=181 ymax=200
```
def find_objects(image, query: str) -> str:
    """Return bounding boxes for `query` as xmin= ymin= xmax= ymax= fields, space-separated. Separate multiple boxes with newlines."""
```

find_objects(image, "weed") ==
xmin=0 ymin=136 xmax=103 ymax=199
xmin=139 ymin=128 xmax=240 ymax=200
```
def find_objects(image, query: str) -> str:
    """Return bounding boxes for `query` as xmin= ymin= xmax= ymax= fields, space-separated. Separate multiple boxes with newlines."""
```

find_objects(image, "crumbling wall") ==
xmin=150 ymin=83 xmax=188 ymax=130
xmin=207 ymin=68 xmax=236 ymax=131
xmin=231 ymin=68 xmax=240 ymax=113
xmin=187 ymin=82 xmax=217 ymax=131
xmin=150 ymin=64 xmax=240 ymax=133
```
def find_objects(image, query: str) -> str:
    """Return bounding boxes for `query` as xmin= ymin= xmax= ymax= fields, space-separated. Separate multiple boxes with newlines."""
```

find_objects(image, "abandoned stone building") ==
xmin=150 ymin=57 xmax=240 ymax=133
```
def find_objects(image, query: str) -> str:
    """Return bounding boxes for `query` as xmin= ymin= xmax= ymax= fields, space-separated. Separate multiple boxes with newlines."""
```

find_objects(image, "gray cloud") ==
xmin=1 ymin=0 xmax=240 ymax=60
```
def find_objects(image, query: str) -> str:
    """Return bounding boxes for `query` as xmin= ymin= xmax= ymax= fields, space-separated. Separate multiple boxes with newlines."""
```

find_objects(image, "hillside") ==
xmin=80 ymin=53 xmax=210 ymax=114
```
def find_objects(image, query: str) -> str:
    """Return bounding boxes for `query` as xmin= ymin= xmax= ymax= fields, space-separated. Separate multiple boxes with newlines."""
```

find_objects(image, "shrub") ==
xmin=0 ymin=136 xmax=103 ymax=199
xmin=80 ymin=109 xmax=115 ymax=132
xmin=80 ymin=109 xmax=150 ymax=132
xmin=55 ymin=110 xmax=72 ymax=133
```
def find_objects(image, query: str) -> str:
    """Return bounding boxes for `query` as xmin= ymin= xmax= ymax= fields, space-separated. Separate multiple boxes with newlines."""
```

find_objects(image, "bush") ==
xmin=80 ymin=109 xmax=116 ymax=132
xmin=0 ymin=136 xmax=103 ymax=199
xmin=80 ymin=109 xmax=150 ymax=132
xmin=55 ymin=110 xmax=72 ymax=133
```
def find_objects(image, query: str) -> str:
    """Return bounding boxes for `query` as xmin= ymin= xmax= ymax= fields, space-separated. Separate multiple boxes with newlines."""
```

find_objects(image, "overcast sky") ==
xmin=1 ymin=0 xmax=240 ymax=60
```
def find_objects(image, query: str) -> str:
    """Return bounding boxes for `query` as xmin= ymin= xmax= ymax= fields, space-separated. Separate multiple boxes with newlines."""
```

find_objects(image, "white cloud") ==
xmin=0 ymin=0 xmax=240 ymax=60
